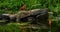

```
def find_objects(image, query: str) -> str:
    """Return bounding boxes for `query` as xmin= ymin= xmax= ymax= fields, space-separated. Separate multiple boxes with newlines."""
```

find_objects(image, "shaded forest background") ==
xmin=0 ymin=0 xmax=60 ymax=32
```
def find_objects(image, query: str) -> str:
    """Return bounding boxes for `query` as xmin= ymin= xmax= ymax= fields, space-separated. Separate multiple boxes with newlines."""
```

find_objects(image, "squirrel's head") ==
xmin=20 ymin=4 xmax=26 ymax=10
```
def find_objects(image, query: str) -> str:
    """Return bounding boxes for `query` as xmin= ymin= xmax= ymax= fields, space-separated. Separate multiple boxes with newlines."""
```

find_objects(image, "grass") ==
xmin=0 ymin=23 xmax=21 ymax=32
xmin=0 ymin=22 xmax=30 ymax=32
xmin=0 ymin=22 xmax=49 ymax=32
xmin=0 ymin=0 xmax=60 ymax=32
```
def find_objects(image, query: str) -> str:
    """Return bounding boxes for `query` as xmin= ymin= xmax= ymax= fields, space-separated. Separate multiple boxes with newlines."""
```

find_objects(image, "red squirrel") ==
xmin=20 ymin=4 xmax=26 ymax=11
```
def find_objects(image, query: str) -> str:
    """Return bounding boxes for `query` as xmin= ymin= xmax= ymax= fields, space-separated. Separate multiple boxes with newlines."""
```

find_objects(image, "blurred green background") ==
xmin=0 ymin=0 xmax=60 ymax=32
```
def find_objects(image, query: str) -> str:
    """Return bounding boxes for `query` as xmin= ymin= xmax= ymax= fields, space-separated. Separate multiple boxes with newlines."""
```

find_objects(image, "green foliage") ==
xmin=0 ymin=0 xmax=60 ymax=32
xmin=0 ymin=0 xmax=60 ymax=13
xmin=0 ymin=24 xmax=21 ymax=32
